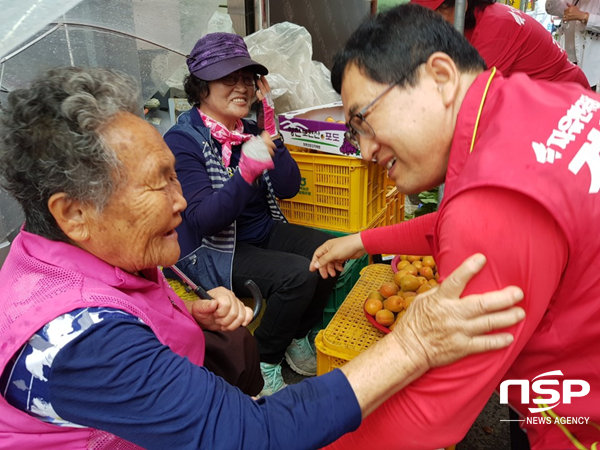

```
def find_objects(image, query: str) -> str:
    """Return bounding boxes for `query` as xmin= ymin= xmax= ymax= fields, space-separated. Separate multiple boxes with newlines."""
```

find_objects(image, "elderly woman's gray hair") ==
xmin=0 ymin=67 xmax=141 ymax=242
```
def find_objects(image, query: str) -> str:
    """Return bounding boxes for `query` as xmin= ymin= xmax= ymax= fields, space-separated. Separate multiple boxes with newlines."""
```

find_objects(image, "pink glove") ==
xmin=262 ymin=92 xmax=277 ymax=137
xmin=239 ymin=136 xmax=274 ymax=184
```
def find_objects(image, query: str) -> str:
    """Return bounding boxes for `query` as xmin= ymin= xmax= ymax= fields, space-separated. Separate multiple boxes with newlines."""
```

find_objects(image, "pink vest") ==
xmin=435 ymin=71 xmax=600 ymax=448
xmin=0 ymin=230 xmax=206 ymax=449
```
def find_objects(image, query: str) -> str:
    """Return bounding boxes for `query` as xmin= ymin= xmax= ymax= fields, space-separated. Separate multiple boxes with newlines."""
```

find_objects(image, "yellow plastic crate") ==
xmin=315 ymin=264 xmax=393 ymax=375
xmin=385 ymin=187 xmax=405 ymax=226
xmin=278 ymin=150 xmax=387 ymax=233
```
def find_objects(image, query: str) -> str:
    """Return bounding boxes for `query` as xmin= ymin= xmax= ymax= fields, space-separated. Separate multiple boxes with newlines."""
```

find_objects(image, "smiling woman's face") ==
xmin=200 ymin=69 xmax=256 ymax=129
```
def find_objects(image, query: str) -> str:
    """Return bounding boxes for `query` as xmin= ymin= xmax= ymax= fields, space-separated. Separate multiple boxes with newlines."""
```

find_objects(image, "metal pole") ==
xmin=454 ymin=0 xmax=467 ymax=35
xmin=254 ymin=0 xmax=270 ymax=31
xmin=227 ymin=0 xmax=248 ymax=36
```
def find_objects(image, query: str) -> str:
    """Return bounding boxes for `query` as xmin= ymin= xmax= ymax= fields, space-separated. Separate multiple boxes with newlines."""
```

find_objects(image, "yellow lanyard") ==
xmin=469 ymin=67 xmax=497 ymax=153
xmin=537 ymin=398 xmax=600 ymax=450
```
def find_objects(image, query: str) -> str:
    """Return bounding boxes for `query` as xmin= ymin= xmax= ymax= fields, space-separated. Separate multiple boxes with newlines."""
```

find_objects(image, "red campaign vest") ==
xmin=0 ymin=230 xmax=206 ymax=449
xmin=434 ymin=70 xmax=600 ymax=448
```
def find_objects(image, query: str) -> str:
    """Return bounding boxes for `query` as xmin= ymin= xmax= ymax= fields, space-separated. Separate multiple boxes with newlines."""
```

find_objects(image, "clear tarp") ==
xmin=0 ymin=0 xmax=84 ymax=58
xmin=0 ymin=0 xmax=224 ymax=240
xmin=1 ymin=0 xmax=223 ymax=100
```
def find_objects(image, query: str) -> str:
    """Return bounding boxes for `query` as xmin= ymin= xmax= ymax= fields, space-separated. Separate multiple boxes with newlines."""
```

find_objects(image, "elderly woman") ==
xmin=163 ymin=32 xmax=340 ymax=395
xmin=0 ymin=66 xmax=525 ymax=450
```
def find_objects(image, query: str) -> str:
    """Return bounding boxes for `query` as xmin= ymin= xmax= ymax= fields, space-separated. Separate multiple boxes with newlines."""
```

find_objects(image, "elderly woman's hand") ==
xmin=188 ymin=287 xmax=253 ymax=331
xmin=392 ymin=254 xmax=525 ymax=372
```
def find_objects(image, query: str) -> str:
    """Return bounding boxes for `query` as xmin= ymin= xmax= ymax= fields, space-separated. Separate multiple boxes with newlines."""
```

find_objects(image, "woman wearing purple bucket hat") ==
xmin=163 ymin=32 xmax=340 ymax=396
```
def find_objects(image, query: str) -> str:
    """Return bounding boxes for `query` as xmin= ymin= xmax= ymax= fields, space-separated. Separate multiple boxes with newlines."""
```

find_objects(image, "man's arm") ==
xmin=310 ymin=213 xmax=436 ymax=278
xmin=326 ymin=187 xmax=567 ymax=449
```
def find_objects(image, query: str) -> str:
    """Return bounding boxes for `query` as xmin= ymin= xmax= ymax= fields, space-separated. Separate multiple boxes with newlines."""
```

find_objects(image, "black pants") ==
xmin=232 ymin=222 xmax=338 ymax=364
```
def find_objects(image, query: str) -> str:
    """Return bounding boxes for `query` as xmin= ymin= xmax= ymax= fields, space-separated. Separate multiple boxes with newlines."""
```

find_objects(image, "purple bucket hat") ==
xmin=186 ymin=32 xmax=268 ymax=81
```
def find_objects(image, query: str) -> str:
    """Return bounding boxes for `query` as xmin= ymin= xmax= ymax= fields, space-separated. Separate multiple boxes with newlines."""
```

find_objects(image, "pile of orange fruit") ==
xmin=365 ymin=255 xmax=439 ymax=331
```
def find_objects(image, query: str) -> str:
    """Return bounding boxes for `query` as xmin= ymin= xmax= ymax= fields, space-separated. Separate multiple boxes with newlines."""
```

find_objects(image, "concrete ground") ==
xmin=283 ymin=363 xmax=513 ymax=449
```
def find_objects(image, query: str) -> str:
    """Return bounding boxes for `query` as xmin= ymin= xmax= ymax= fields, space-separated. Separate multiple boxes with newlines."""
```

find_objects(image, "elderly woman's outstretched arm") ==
xmin=31 ymin=255 xmax=523 ymax=450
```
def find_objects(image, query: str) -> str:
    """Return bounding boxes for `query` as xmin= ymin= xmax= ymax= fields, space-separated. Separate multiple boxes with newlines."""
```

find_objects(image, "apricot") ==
xmin=365 ymin=298 xmax=383 ymax=316
xmin=394 ymin=269 xmax=409 ymax=286
xmin=427 ymin=279 xmax=438 ymax=287
xmin=396 ymin=260 xmax=411 ymax=271
xmin=417 ymin=284 xmax=433 ymax=294
xmin=403 ymin=264 xmax=419 ymax=276
xmin=375 ymin=309 xmax=395 ymax=327
xmin=402 ymin=291 xmax=417 ymax=299
xmin=402 ymin=296 xmax=416 ymax=309
xmin=383 ymin=295 xmax=403 ymax=313
xmin=399 ymin=274 xmax=420 ymax=292
xmin=399 ymin=255 xmax=408 ymax=261
xmin=422 ymin=256 xmax=436 ymax=268
xmin=407 ymin=255 xmax=422 ymax=263
xmin=412 ymin=261 xmax=423 ymax=270
xmin=416 ymin=276 xmax=428 ymax=286
xmin=380 ymin=282 xmax=399 ymax=298
xmin=419 ymin=266 xmax=434 ymax=280
xmin=368 ymin=290 xmax=384 ymax=301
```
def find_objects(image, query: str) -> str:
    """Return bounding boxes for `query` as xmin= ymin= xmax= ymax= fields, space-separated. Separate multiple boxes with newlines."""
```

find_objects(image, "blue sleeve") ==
xmin=164 ymin=130 xmax=263 ymax=237
xmin=49 ymin=320 xmax=361 ymax=450
xmin=266 ymin=138 xmax=301 ymax=199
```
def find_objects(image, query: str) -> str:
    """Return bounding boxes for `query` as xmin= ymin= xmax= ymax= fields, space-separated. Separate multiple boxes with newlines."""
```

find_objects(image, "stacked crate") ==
xmin=278 ymin=150 xmax=387 ymax=233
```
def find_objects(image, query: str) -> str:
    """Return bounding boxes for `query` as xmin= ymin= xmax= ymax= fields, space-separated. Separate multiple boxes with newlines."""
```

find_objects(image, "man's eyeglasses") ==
xmin=219 ymin=72 xmax=258 ymax=87
xmin=345 ymin=81 xmax=399 ymax=150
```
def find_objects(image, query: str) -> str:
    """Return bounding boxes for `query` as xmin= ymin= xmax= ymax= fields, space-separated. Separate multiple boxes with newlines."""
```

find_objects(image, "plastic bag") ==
xmin=244 ymin=22 xmax=340 ymax=117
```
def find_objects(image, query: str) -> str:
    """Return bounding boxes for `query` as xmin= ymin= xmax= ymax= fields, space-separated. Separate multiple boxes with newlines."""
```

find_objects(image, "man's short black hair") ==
xmin=331 ymin=3 xmax=486 ymax=94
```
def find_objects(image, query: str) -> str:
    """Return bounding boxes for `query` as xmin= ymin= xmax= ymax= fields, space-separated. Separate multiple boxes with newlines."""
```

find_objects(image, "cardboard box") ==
xmin=278 ymin=101 xmax=361 ymax=158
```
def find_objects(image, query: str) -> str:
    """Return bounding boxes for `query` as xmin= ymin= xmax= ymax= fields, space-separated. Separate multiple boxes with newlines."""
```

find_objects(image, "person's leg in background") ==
xmin=264 ymin=222 xmax=338 ymax=342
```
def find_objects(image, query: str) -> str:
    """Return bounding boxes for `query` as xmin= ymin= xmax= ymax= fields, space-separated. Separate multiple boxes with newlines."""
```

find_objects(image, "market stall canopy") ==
xmin=0 ymin=0 xmax=225 ymax=243
xmin=1 ymin=0 xmax=224 ymax=101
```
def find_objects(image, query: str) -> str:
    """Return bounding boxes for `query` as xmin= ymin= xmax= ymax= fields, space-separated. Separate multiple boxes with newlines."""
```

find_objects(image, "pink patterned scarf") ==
xmin=199 ymin=109 xmax=253 ymax=167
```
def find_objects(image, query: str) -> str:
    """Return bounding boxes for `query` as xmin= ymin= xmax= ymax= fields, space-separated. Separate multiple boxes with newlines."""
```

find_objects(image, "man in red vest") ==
xmin=315 ymin=4 xmax=600 ymax=449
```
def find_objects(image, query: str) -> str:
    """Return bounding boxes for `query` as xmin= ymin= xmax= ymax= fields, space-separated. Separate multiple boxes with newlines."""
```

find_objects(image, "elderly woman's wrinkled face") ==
xmin=201 ymin=69 xmax=256 ymax=128
xmin=81 ymin=113 xmax=187 ymax=273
